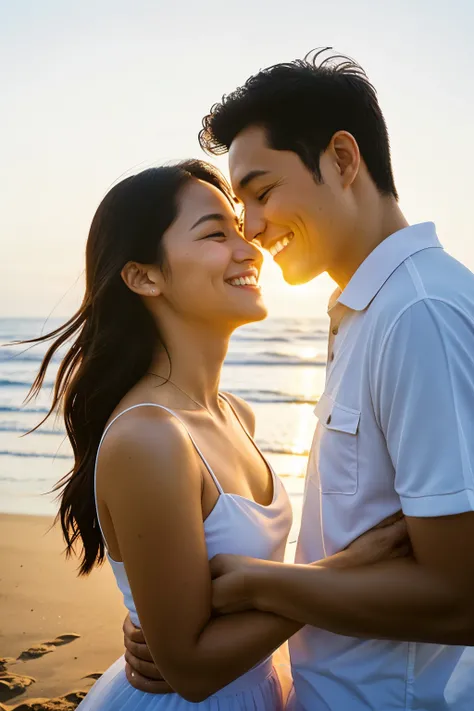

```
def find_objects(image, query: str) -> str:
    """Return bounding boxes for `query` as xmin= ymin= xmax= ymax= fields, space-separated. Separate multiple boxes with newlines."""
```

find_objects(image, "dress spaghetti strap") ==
xmin=93 ymin=403 xmax=225 ymax=547
xmin=218 ymin=392 xmax=251 ymax=435
xmin=219 ymin=392 xmax=277 ymax=504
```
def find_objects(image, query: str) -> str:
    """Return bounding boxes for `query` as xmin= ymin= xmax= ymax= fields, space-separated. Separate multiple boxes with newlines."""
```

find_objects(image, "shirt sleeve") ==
xmin=374 ymin=298 xmax=474 ymax=517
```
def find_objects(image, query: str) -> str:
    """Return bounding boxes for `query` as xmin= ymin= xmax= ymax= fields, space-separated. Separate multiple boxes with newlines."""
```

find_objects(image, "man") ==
xmin=125 ymin=49 xmax=474 ymax=709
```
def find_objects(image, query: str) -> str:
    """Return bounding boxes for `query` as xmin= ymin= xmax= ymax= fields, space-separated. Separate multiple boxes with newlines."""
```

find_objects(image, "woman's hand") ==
xmin=123 ymin=614 xmax=174 ymax=694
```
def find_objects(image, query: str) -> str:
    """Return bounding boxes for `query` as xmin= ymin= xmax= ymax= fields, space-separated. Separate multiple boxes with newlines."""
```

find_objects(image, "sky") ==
xmin=1 ymin=0 xmax=473 ymax=320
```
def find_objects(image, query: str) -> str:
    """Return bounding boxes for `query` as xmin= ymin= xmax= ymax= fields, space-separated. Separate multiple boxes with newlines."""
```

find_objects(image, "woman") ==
xmin=24 ymin=160 xmax=406 ymax=709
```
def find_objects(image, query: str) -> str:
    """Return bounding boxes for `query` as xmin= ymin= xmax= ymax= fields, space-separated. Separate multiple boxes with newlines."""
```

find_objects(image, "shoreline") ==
xmin=0 ymin=513 xmax=125 ymax=709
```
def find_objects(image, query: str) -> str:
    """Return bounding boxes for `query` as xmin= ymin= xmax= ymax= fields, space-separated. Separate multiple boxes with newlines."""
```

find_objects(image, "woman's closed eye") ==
xmin=199 ymin=231 xmax=226 ymax=241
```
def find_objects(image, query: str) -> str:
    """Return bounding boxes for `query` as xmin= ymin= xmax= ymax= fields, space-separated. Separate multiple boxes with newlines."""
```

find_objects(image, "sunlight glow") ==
xmin=299 ymin=347 xmax=319 ymax=360
xmin=292 ymin=402 xmax=316 ymax=456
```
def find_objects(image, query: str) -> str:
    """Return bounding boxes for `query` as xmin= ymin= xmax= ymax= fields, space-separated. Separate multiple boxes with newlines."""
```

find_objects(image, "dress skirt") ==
xmin=77 ymin=655 xmax=285 ymax=711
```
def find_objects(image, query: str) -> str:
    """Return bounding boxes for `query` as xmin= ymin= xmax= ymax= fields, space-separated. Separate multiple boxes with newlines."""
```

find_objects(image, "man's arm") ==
xmin=215 ymin=299 xmax=474 ymax=644
xmin=223 ymin=512 xmax=474 ymax=644
xmin=124 ymin=512 xmax=409 ymax=692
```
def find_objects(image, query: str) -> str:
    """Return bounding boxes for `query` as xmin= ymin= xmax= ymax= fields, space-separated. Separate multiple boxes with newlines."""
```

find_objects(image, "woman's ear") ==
xmin=121 ymin=262 xmax=161 ymax=298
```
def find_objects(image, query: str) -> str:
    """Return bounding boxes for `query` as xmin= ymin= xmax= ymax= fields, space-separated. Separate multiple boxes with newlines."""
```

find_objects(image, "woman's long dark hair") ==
xmin=19 ymin=160 xmax=233 ymax=575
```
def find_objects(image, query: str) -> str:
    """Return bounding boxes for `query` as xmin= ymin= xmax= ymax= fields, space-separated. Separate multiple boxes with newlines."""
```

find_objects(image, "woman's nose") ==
xmin=233 ymin=237 xmax=263 ymax=265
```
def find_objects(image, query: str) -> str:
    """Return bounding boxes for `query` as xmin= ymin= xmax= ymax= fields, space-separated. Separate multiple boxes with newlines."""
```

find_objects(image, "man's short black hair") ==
xmin=199 ymin=48 xmax=398 ymax=200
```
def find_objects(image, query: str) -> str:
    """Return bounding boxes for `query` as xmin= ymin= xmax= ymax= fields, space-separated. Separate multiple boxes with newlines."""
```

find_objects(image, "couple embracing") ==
xmin=27 ymin=49 xmax=474 ymax=710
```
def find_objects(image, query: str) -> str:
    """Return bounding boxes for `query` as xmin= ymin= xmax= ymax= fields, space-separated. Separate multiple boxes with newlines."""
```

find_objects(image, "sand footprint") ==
xmin=8 ymin=690 xmax=87 ymax=710
xmin=17 ymin=634 xmax=81 ymax=662
xmin=0 ymin=672 xmax=36 ymax=703
xmin=0 ymin=658 xmax=15 ymax=673
xmin=0 ymin=635 xmax=82 ymax=705
xmin=0 ymin=687 xmax=88 ymax=710
xmin=82 ymin=673 xmax=103 ymax=681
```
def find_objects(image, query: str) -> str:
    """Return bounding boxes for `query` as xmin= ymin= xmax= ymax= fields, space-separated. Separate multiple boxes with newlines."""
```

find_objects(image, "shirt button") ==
xmin=332 ymin=326 xmax=339 ymax=335
xmin=327 ymin=415 xmax=332 ymax=425
xmin=330 ymin=352 xmax=335 ymax=361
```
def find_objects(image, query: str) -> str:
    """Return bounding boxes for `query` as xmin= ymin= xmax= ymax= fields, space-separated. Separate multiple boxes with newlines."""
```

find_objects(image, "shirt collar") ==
xmin=329 ymin=222 xmax=442 ymax=314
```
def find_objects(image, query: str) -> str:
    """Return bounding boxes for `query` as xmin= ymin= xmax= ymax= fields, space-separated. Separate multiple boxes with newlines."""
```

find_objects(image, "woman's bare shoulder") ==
xmin=97 ymin=404 xmax=198 ymax=488
xmin=221 ymin=391 xmax=256 ymax=436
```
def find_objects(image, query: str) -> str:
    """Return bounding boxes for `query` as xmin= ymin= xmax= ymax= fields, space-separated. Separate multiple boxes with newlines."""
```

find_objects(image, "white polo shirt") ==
xmin=289 ymin=223 xmax=474 ymax=711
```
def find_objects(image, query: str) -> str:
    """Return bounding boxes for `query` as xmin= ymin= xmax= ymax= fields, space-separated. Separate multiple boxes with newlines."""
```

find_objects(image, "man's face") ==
xmin=229 ymin=125 xmax=355 ymax=285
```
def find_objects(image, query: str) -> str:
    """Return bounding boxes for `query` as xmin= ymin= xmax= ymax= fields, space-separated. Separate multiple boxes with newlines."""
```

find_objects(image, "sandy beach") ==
xmin=0 ymin=514 xmax=125 ymax=710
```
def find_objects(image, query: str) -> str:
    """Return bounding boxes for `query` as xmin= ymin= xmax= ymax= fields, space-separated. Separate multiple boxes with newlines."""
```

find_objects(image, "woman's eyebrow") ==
xmin=191 ymin=213 xmax=240 ymax=230
xmin=191 ymin=213 xmax=226 ymax=230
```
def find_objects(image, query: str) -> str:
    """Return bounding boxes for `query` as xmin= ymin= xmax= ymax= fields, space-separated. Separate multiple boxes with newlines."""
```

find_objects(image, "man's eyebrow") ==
xmin=191 ymin=213 xmax=240 ymax=230
xmin=239 ymin=170 xmax=270 ymax=191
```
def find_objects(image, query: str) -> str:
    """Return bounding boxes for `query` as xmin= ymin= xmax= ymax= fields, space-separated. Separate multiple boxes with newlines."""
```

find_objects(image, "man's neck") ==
xmin=329 ymin=199 xmax=409 ymax=291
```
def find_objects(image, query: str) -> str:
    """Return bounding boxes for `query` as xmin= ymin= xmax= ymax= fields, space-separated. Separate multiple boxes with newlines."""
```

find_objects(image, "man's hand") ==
xmin=210 ymin=555 xmax=259 ymax=615
xmin=210 ymin=510 xmax=411 ymax=614
xmin=340 ymin=509 xmax=411 ymax=568
xmin=123 ymin=614 xmax=174 ymax=694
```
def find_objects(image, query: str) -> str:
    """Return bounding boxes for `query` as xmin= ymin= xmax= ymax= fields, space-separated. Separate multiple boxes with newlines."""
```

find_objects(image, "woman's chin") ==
xmin=212 ymin=302 xmax=268 ymax=332
xmin=254 ymin=304 xmax=268 ymax=322
xmin=234 ymin=303 xmax=268 ymax=326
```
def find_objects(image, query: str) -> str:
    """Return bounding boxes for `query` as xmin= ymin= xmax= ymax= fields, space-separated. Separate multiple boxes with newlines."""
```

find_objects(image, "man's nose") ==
xmin=243 ymin=206 xmax=266 ymax=243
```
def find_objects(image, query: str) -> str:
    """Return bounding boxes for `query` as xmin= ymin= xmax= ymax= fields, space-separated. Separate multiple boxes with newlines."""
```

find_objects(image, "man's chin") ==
xmin=279 ymin=262 xmax=323 ymax=286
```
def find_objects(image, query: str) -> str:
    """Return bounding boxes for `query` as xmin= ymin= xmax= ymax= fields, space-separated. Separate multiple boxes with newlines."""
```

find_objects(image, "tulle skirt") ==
xmin=77 ymin=655 xmax=286 ymax=710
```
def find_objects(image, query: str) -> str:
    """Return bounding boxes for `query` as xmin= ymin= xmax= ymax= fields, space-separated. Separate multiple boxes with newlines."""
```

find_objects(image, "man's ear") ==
xmin=329 ymin=130 xmax=360 ymax=188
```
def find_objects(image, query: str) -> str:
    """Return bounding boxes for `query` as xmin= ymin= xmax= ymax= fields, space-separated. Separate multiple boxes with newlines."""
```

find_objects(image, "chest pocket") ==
xmin=312 ymin=393 xmax=360 ymax=495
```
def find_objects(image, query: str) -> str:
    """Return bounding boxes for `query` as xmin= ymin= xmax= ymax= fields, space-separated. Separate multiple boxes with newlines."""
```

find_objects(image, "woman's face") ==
xmin=157 ymin=179 xmax=267 ymax=330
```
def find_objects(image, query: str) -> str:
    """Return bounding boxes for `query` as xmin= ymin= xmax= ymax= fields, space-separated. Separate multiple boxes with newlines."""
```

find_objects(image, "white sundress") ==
xmin=78 ymin=394 xmax=293 ymax=710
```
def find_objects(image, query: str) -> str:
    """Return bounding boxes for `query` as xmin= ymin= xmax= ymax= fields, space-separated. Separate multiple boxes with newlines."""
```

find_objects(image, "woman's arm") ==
xmin=120 ymin=490 xmax=408 ymax=696
xmin=100 ymin=407 xmax=299 ymax=703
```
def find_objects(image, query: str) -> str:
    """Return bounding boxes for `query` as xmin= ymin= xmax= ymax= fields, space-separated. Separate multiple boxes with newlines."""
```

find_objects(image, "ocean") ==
xmin=0 ymin=316 xmax=329 ymax=553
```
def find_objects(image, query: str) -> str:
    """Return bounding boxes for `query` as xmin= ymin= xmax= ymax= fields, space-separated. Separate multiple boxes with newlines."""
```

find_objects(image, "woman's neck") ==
xmin=148 ymin=317 xmax=231 ymax=414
